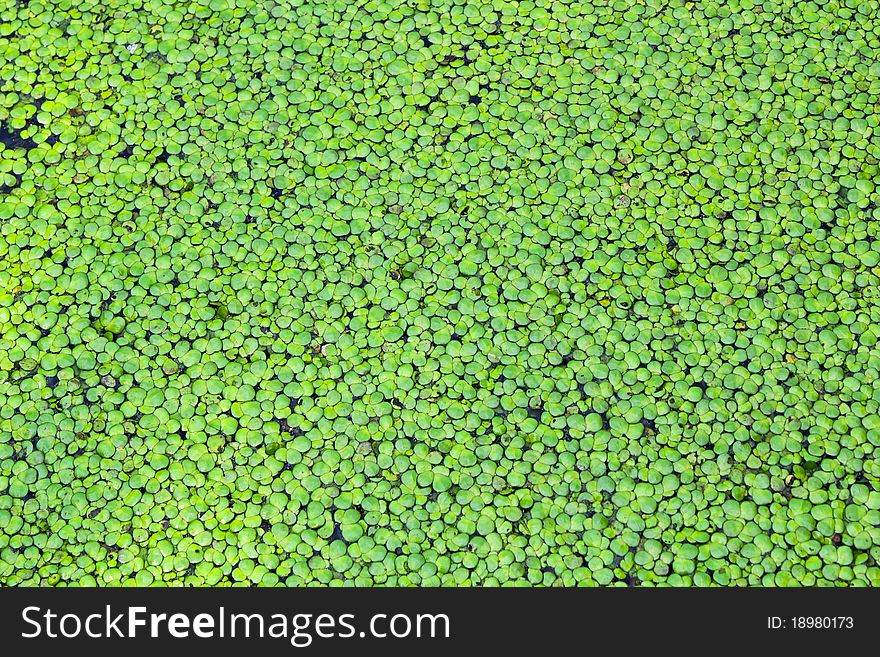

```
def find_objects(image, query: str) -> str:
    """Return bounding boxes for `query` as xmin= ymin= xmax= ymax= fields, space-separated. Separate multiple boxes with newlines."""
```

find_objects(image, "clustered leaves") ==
xmin=1 ymin=0 xmax=879 ymax=586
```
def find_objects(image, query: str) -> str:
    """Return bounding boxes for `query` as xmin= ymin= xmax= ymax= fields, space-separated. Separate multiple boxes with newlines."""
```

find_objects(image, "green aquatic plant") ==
xmin=0 ymin=0 xmax=878 ymax=586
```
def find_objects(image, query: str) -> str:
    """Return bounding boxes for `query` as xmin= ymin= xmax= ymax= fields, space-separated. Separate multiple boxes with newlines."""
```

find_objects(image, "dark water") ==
xmin=0 ymin=121 xmax=36 ymax=151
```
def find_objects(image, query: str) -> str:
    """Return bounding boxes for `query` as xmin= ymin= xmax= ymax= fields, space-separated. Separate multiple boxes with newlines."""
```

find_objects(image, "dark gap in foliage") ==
xmin=526 ymin=405 xmax=543 ymax=420
xmin=0 ymin=121 xmax=36 ymax=151
xmin=329 ymin=523 xmax=346 ymax=543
